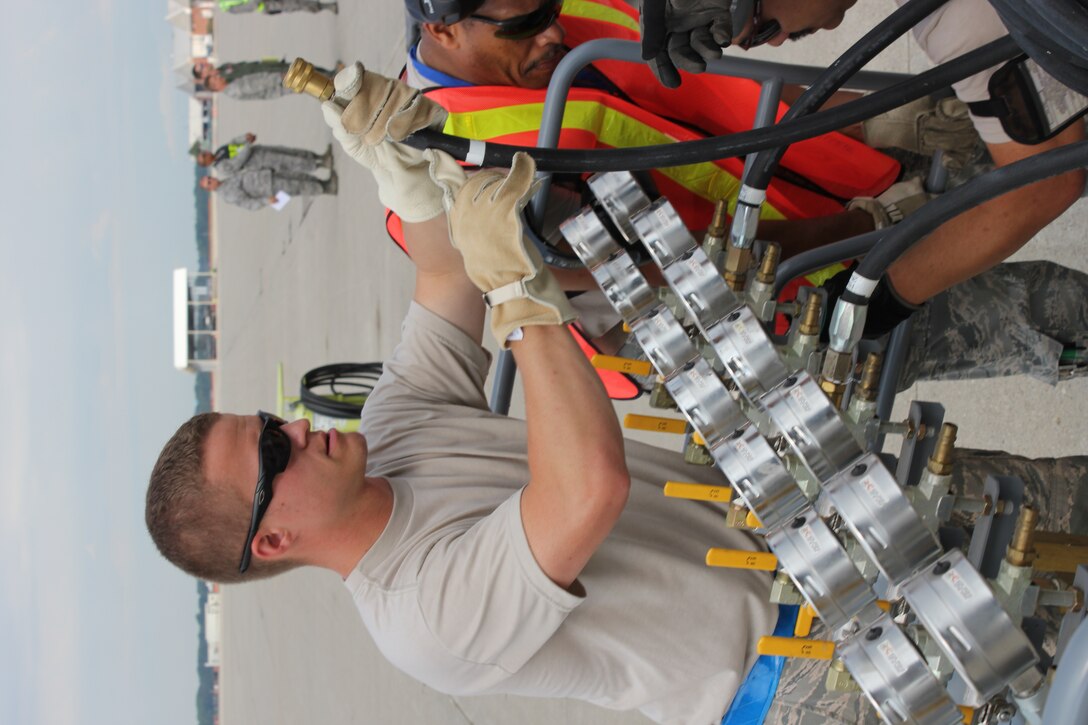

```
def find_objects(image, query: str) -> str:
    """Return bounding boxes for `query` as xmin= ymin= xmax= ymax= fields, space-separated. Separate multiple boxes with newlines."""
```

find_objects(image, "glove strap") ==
xmin=483 ymin=278 xmax=531 ymax=308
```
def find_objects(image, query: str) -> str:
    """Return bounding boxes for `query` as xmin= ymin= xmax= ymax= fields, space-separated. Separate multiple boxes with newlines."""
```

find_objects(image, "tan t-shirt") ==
xmin=347 ymin=304 xmax=776 ymax=725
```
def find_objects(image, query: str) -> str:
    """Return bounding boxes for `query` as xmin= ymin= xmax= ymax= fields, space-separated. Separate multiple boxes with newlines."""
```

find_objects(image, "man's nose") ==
xmin=540 ymin=17 xmax=565 ymax=44
xmin=282 ymin=418 xmax=311 ymax=446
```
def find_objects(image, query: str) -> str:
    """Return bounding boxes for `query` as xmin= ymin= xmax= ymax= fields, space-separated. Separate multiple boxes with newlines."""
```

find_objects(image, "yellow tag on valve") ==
xmin=757 ymin=636 xmax=835 ymax=660
xmin=623 ymin=414 xmax=688 ymax=435
xmin=705 ymin=548 xmax=778 ymax=570
xmin=590 ymin=354 xmax=653 ymax=377
xmin=663 ymin=481 xmax=731 ymax=502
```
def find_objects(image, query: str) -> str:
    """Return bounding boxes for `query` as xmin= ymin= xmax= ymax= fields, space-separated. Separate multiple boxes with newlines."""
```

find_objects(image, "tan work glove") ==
xmin=847 ymin=177 xmax=933 ymax=229
xmin=448 ymin=153 xmax=577 ymax=348
xmin=863 ymin=96 xmax=981 ymax=171
xmin=320 ymin=62 xmax=464 ymax=221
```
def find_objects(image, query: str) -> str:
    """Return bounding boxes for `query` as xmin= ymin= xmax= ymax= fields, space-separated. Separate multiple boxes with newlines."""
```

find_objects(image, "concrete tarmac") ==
xmin=209 ymin=3 xmax=1088 ymax=724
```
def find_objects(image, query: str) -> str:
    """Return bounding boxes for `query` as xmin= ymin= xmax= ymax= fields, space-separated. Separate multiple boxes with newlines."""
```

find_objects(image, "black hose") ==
xmin=299 ymin=362 xmax=383 ymax=419
xmin=744 ymin=0 xmax=950 ymax=192
xmin=402 ymin=36 xmax=1021 ymax=172
xmin=854 ymin=139 xmax=1088 ymax=282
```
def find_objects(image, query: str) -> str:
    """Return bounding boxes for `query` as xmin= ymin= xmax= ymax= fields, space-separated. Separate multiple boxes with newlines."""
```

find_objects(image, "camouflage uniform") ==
xmin=217 ymin=168 xmax=333 ymax=211
xmin=763 ymin=447 xmax=1088 ymax=723
xmin=216 ymin=60 xmax=337 ymax=101
xmin=899 ymin=260 xmax=1088 ymax=389
xmin=219 ymin=0 xmax=334 ymax=12
xmin=215 ymin=142 xmax=328 ymax=178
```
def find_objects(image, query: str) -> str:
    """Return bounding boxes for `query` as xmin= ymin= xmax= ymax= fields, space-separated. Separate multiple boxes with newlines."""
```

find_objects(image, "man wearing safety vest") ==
xmin=396 ymin=0 xmax=1088 ymax=392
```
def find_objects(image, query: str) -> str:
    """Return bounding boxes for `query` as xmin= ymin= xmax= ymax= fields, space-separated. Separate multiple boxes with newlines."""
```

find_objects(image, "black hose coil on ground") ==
xmin=299 ymin=362 xmax=383 ymax=419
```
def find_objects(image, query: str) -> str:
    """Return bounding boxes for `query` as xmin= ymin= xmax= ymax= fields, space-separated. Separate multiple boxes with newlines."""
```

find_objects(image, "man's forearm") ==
xmin=512 ymin=325 xmax=628 ymax=501
xmin=888 ymin=126 xmax=1085 ymax=304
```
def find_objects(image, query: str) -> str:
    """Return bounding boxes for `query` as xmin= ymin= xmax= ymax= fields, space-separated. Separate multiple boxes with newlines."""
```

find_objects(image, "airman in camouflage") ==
xmin=218 ymin=0 xmax=337 ymax=13
xmin=195 ymin=134 xmax=334 ymax=178
xmin=199 ymin=169 xmax=337 ymax=211
xmin=203 ymin=60 xmax=339 ymax=101
xmin=899 ymin=260 xmax=1088 ymax=389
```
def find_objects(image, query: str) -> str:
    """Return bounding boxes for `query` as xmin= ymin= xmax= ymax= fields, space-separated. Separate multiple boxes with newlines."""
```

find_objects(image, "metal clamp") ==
xmin=822 ymin=453 xmax=943 ymax=586
xmin=767 ymin=508 xmax=876 ymax=630
xmin=560 ymin=205 xmax=621 ymax=268
xmin=761 ymin=372 xmax=862 ymax=482
xmin=630 ymin=305 xmax=699 ymax=378
xmin=586 ymin=171 xmax=653 ymax=243
xmin=705 ymin=306 xmax=789 ymax=399
xmin=664 ymin=357 xmax=748 ymax=450
xmin=838 ymin=614 xmax=963 ymax=725
xmin=710 ymin=425 xmax=810 ymax=531
xmin=589 ymin=251 xmax=659 ymax=324
xmin=901 ymin=549 xmax=1040 ymax=700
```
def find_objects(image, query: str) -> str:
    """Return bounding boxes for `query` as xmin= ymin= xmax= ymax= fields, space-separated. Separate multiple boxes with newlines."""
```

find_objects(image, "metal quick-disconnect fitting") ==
xmin=284 ymin=58 xmax=335 ymax=101
xmin=827 ymin=298 xmax=867 ymax=355
xmin=728 ymin=185 xmax=765 ymax=250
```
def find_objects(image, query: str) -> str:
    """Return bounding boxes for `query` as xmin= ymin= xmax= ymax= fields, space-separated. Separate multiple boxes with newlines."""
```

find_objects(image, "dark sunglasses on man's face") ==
xmin=239 ymin=411 xmax=292 ymax=574
xmin=740 ymin=0 xmax=782 ymax=50
xmin=470 ymin=0 xmax=563 ymax=40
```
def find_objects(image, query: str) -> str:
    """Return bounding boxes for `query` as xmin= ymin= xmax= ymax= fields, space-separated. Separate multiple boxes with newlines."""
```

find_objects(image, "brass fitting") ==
xmin=1007 ymin=506 xmax=1038 ymax=568
xmin=707 ymin=198 xmax=729 ymax=238
xmin=819 ymin=349 xmax=853 ymax=408
xmin=927 ymin=423 xmax=958 ymax=476
xmin=755 ymin=243 xmax=780 ymax=285
xmin=683 ymin=437 xmax=714 ymax=466
xmin=856 ymin=353 xmax=883 ymax=403
xmin=825 ymin=658 xmax=861 ymax=692
xmin=283 ymin=57 xmax=335 ymax=101
xmin=798 ymin=293 xmax=822 ymax=337
xmin=723 ymin=245 xmax=752 ymax=292
xmin=649 ymin=379 xmax=678 ymax=410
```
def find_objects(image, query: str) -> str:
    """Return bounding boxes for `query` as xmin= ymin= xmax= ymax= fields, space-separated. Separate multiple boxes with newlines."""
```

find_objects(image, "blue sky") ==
xmin=1 ymin=3 xmax=201 ymax=724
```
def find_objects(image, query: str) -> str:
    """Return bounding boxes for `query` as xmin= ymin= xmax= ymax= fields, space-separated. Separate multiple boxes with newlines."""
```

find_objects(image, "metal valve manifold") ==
xmin=560 ymin=172 xmax=1048 ymax=725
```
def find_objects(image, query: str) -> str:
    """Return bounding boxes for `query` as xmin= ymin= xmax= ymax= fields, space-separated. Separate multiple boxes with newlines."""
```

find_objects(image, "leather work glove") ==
xmin=640 ymin=0 xmax=738 ymax=88
xmin=847 ymin=177 xmax=933 ymax=230
xmin=862 ymin=96 xmax=981 ymax=171
xmin=320 ymin=62 xmax=465 ymax=221
xmin=448 ymin=153 xmax=577 ymax=348
xmin=820 ymin=263 xmax=922 ymax=341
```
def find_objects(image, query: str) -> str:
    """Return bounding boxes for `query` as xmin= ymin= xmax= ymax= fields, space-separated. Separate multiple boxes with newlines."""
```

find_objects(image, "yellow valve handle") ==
xmin=793 ymin=601 xmax=890 ymax=637
xmin=794 ymin=604 xmax=816 ymax=637
xmin=664 ymin=482 xmax=732 ymax=502
xmin=691 ymin=431 xmax=707 ymax=447
xmin=706 ymin=548 xmax=778 ymax=570
xmin=757 ymin=636 xmax=835 ymax=660
xmin=590 ymin=354 xmax=653 ymax=377
xmin=745 ymin=510 xmax=762 ymax=529
xmin=623 ymin=414 xmax=687 ymax=434
xmin=959 ymin=706 xmax=976 ymax=724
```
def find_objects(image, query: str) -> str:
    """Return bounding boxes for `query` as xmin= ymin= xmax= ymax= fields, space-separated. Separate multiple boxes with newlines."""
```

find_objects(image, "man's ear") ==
xmin=422 ymin=20 xmax=462 ymax=50
xmin=253 ymin=528 xmax=295 ymax=562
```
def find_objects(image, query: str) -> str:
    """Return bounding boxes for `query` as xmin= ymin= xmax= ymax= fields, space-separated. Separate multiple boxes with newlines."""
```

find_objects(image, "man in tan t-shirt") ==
xmin=143 ymin=62 xmax=832 ymax=724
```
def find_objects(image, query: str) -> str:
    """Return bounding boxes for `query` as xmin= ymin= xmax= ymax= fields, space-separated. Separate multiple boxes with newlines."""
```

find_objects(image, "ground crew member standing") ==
xmin=218 ymin=0 xmax=338 ymax=14
xmin=199 ymin=169 xmax=337 ymax=211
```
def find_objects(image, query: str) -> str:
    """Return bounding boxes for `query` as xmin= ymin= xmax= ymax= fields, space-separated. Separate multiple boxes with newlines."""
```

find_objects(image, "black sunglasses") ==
xmin=470 ymin=0 xmax=563 ymax=40
xmin=740 ymin=0 xmax=782 ymax=50
xmin=239 ymin=411 xmax=292 ymax=574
